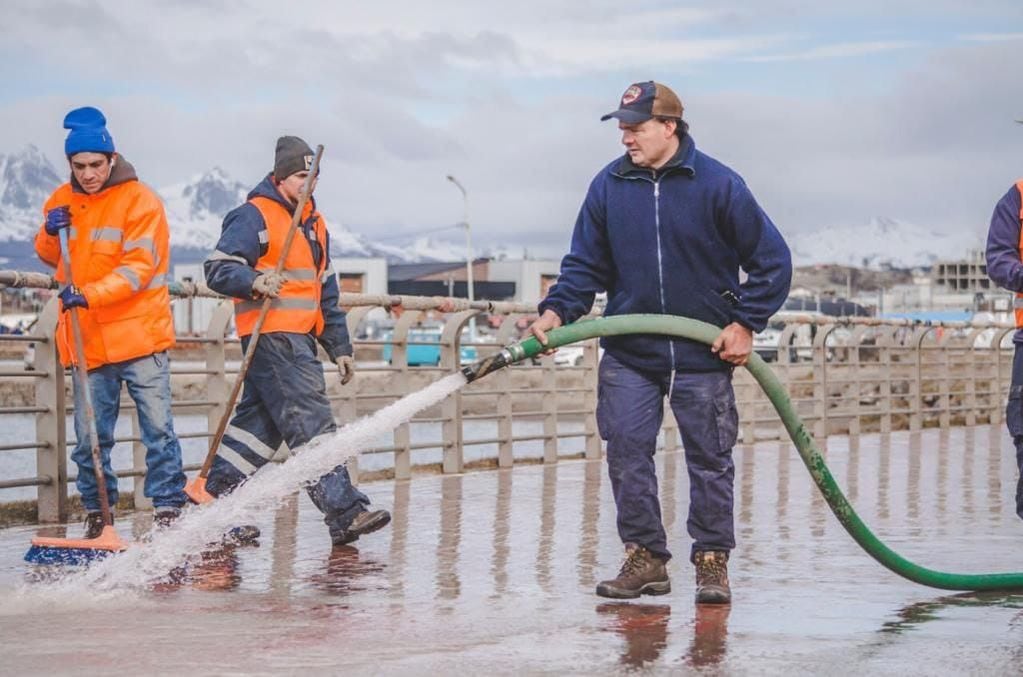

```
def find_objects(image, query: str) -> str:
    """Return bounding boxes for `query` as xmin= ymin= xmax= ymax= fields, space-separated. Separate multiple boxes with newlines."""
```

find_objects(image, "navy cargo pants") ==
xmin=1005 ymin=344 xmax=1023 ymax=519
xmin=206 ymin=332 xmax=370 ymax=537
xmin=596 ymin=352 xmax=739 ymax=562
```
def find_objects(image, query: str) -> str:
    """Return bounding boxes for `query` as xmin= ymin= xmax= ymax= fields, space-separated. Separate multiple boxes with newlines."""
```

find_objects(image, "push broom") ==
xmin=24 ymin=224 xmax=128 ymax=565
xmin=184 ymin=145 xmax=324 ymax=504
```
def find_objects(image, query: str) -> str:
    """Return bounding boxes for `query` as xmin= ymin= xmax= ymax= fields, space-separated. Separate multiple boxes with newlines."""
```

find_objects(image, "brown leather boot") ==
xmin=596 ymin=545 xmax=671 ymax=599
xmin=83 ymin=511 xmax=108 ymax=539
xmin=694 ymin=551 xmax=731 ymax=605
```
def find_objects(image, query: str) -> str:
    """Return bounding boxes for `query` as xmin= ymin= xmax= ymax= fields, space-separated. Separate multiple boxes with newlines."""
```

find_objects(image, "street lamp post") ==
xmin=446 ymin=174 xmax=475 ymax=339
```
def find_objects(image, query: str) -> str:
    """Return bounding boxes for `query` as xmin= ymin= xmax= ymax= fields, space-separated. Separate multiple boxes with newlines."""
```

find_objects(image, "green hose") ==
xmin=462 ymin=313 xmax=1023 ymax=592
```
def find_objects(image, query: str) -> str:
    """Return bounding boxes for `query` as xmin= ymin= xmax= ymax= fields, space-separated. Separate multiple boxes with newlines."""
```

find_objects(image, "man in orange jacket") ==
xmin=34 ymin=106 xmax=187 ymax=537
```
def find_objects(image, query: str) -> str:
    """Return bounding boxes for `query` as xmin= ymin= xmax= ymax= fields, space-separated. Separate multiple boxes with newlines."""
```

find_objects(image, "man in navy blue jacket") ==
xmin=985 ymin=176 xmax=1023 ymax=522
xmin=531 ymin=82 xmax=792 ymax=604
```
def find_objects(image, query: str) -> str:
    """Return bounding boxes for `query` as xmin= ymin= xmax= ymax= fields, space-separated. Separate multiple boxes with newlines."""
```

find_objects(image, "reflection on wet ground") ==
xmin=2 ymin=425 xmax=1023 ymax=674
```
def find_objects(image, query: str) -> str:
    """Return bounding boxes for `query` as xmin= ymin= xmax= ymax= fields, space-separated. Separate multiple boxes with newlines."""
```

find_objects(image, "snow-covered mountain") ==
xmin=158 ymin=167 xmax=488 ymax=263
xmin=0 ymin=145 xmax=987 ymax=270
xmin=0 ymin=145 xmax=62 ymax=243
xmin=789 ymin=216 xmax=984 ymax=270
xmin=160 ymin=167 xmax=248 ymax=250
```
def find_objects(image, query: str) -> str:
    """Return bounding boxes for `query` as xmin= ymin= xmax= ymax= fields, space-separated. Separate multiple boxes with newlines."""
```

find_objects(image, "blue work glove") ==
xmin=45 ymin=206 xmax=71 ymax=237
xmin=58 ymin=285 xmax=89 ymax=311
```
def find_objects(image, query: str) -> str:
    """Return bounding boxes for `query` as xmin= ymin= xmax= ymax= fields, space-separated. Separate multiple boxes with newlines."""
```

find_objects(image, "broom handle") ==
xmin=197 ymin=144 xmax=325 ymax=478
xmin=58 ymin=227 xmax=113 ymax=527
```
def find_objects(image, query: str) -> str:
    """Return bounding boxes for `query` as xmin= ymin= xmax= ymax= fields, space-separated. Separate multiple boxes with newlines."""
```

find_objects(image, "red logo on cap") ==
xmin=621 ymin=85 xmax=642 ymax=106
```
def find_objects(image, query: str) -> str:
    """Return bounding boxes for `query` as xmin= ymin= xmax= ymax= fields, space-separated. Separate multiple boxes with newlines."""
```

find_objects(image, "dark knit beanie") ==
xmin=273 ymin=136 xmax=315 ymax=181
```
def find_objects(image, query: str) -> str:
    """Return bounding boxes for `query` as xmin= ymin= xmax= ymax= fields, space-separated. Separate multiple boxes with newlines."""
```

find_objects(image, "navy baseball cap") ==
xmin=601 ymin=81 xmax=684 ymax=124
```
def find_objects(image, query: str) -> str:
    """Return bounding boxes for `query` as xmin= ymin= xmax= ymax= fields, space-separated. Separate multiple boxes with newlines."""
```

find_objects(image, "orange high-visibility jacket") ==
xmin=232 ymin=196 xmax=328 ymax=338
xmin=34 ymin=158 xmax=175 ymax=369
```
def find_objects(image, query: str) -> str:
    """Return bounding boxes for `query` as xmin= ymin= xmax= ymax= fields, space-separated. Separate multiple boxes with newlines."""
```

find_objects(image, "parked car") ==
xmin=381 ymin=326 xmax=478 ymax=366
xmin=553 ymin=345 xmax=586 ymax=367
xmin=753 ymin=327 xmax=782 ymax=363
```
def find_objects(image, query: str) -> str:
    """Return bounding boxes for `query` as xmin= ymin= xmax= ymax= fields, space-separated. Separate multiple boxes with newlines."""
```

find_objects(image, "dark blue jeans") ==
xmin=71 ymin=352 xmax=187 ymax=511
xmin=596 ymin=352 xmax=739 ymax=562
xmin=206 ymin=333 xmax=369 ymax=535
xmin=1006 ymin=344 xmax=1023 ymax=519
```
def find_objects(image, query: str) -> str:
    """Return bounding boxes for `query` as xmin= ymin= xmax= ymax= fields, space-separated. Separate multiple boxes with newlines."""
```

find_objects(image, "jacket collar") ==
xmin=248 ymin=173 xmax=318 ymax=216
xmin=70 ymin=155 xmax=138 ymax=194
xmin=613 ymin=132 xmax=697 ymax=180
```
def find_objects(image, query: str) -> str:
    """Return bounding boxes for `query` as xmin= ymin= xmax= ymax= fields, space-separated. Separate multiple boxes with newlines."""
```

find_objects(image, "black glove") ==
xmin=45 ymin=206 xmax=71 ymax=237
xmin=58 ymin=285 xmax=88 ymax=311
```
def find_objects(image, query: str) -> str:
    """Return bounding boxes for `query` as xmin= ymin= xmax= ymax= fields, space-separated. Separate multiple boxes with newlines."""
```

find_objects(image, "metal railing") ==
xmin=0 ymin=269 xmax=1015 ymax=523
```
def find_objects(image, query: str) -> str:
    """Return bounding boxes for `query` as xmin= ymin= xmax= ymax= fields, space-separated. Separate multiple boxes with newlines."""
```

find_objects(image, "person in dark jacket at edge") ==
xmin=530 ymin=82 xmax=792 ymax=604
xmin=984 ymin=134 xmax=1023 ymax=524
xmin=203 ymin=136 xmax=390 ymax=547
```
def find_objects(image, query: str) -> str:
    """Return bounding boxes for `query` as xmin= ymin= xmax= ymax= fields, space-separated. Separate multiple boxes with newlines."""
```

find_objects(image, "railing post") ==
xmin=204 ymin=300 xmax=233 ymax=467
xmin=910 ymin=327 xmax=930 ymax=431
xmin=582 ymin=338 xmax=602 ymax=459
xmin=739 ymin=376 xmax=757 ymax=445
xmin=541 ymin=352 xmax=558 ymax=464
xmin=335 ymin=306 xmax=372 ymax=485
xmin=777 ymin=323 xmax=798 ymax=441
xmin=495 ymin=315 xmax=524 ymax=467
xmin=964 ymin=328 xmax=985 ymax=427
xmin=937 ymin=330 xmax=952 ymax=429
xmin=441 ymin=310 xmax=477 ymax=474
xmin=993 ymin=328 xmax=1015 ymax=425
xmin=391 ymin=310 xmax=421 ymax=479
xmin=877 ymin=328 xmax=894 ymax=434
xmin=812 ymin=324 xmax=833 ymax=440
xmin=34 ymin=298 xmax=66 ymax=523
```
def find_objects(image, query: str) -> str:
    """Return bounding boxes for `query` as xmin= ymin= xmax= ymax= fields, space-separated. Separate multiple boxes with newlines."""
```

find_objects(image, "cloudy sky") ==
xmin=1 ymin=1 xmax=1022 ymax=256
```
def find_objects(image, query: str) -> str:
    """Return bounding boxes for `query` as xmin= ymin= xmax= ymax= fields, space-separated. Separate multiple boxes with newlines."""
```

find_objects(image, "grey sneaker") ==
xmin=596 ymin=545 xmax=671 ymax=599
xmin=330 ymin=509 xmax=391 ymax=546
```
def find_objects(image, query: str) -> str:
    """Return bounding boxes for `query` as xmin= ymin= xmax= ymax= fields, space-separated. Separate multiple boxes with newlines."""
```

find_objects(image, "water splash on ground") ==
xmin=15 ymin=373 xmax=466 ymax=600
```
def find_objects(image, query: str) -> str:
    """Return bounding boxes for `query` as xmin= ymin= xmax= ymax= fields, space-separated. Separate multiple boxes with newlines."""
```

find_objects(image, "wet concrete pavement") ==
xmin=2 ymin=425 xmax=1022 ymax=675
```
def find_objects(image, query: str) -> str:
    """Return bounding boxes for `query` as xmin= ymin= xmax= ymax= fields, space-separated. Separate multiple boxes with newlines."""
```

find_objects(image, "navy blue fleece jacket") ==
xmin=539 ymin=134 xmax=792 ymax=373
xmin=985 ymin=181 xmax=1023 ymax=343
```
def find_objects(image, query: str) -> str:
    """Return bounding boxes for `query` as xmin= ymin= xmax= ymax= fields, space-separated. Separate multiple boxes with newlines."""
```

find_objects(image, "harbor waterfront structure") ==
xmin=0 ymin=273 xmax=1018 ymax=523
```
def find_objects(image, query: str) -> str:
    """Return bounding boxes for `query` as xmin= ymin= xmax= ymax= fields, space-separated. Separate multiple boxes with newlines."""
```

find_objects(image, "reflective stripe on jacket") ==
xmin=232 ymin=195 xmax=327 ymax=338
xmin=33 ymin=158 xmax=174 ymax=369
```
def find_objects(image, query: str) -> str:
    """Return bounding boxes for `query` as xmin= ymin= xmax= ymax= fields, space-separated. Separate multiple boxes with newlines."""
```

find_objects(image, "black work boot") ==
xmin=330 ymin=509 xmax=391 ymax=546
xmin=83 ymin=511 xmax=108 ymax=539
xmin=694 ymin=551 xmax=731 ymax=605
xmin=222 ymin=525 xmax=261 ymax=547
xmin=154 ymin=507 xmax=182 ymax=529
xmin=596 ymin=545 xmax=671 ymax=599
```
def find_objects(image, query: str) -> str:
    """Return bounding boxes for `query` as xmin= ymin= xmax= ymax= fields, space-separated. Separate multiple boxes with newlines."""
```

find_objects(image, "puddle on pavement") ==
xmin=1 ymin=425 xmax=1022 ymax=673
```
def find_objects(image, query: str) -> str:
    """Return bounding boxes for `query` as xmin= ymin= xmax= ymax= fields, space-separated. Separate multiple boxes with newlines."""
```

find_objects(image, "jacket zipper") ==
xmin=653 ymin=175 xmax=678 ymax=391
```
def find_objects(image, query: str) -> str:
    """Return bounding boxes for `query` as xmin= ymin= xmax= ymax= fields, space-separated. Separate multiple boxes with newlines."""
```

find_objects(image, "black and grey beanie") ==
xmin=273 ymin=135 xmax=315 ymax=182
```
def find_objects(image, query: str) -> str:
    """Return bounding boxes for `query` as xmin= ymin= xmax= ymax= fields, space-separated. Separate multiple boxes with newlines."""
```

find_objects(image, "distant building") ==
xmin=848 ymin=249 xmax=1012 ymax=316
xmin=387 ymin=259 xmax=513 ymax=300
xmin=335 ymin=257 xmax=387 ymax=295
xmin=931 ymin=250 xmax=992 ymax=292
xmin=487 ymin=259 xmax=562 ymax=303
